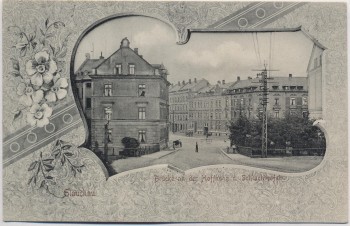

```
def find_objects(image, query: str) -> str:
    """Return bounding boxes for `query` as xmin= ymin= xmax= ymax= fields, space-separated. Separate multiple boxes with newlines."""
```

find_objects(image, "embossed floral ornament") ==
xmin=45 ymin=73 xmax=68 ymax=102
xmin=16 ymin=82 xmax=44 ymax=107
xmin=25 ymin=50 xmax=57 ymax=86
xmin=27 ymin=103 xmax=53 ymax=127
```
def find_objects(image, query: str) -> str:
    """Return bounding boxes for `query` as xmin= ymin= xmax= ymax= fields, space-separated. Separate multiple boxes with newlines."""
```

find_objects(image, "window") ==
xmin=105 ymin=107 xmax=112 ymax=120
xmin=129 ymin=64 xmax=135 ymax=74
xmin=275 ymin=98 xmax=279 ymax=105
xmin=240 ymin=99 xmax=244 ymax=106
xmin=302 ymin=97 xmax=308 ymax=105
xmin=272 ymin=86 xmax=278 ymax=90
xmin=86 ymin=98 xmax=91 ymax=109
xmin=115 ymin=64 xmax=122 ymax=75
xmin=248 ymin=99 xmax=251 ymax=106
xmin=290 ymin=98 xmax=296 ymax=105
xmin=275 ymin=111 xmax=279 ymax=118
xmin=138 ymin=107 xmax=146 ymax=120
xmin=138 ymin=130 xmax=146 ymax=143
xmin=226 ymin=98 xmax=229 ymax=107
xmin=297 ymin=86 xmax=304 ymax=90
xmin=86 ymin=82 xmax=91 ymax=88
xmin=104 ymin=84 xmax=112 ymax=96
xmin=138 ymin=84 xmax=146 ymax=97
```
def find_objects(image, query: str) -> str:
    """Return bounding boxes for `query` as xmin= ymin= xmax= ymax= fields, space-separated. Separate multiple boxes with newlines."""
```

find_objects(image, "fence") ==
xmin=237 ymin=146 xmax=325 ymax=158
xmin=98 ymin=144 xmax=160 ymax=160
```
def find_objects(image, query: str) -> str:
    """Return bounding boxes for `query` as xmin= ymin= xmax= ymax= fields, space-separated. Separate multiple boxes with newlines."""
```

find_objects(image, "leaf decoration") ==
xmin=53 ymin=21 xmax=65 ymax=28
xmin=62 ymin=145 xmax=72 ymax=150
xmin=49 ymin=44 xmax=55 ymax=55
xmin=10 ymin=58 xmax=20 ymax=71
xmin=12 ymin=110 xmax=23 ymax=123
xmin=28 ymin=161 xmax=38 ymax=171
xmin=45 ymin=18 xmax=49 ymax=28
xmin=28 ymin=140 xmax=84 ymax=198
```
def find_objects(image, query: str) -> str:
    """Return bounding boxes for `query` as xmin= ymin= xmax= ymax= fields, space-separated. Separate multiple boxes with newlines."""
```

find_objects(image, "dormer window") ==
xmin=129 ymin=64 xmax=135 ymax=75
xmin=272 ymin=86 xmax=278 ymax=90
xmin=115 ymin=64 xmax=121 ymax=75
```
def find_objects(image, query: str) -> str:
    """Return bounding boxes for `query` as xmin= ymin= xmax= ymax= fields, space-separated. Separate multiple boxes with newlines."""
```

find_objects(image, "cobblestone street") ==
xmin=112 ymin=133 xmax=323 ymax=173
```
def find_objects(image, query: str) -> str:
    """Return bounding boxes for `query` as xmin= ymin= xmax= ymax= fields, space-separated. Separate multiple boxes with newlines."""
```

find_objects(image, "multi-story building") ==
xmin=190 ymin=80 xmax=235 ymax=136
xmin=75 ymin=37 xmax=170 ymax=156
xmin=226 ymin=75 xmax=308 ymax=120
xmin=169 ymin=78 xmax=208 ymax=133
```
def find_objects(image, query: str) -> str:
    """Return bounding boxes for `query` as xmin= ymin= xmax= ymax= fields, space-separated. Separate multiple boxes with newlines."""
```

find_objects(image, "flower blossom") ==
xmin=45 ymin=73 xmax=68 ymax=102
xmin=27 ymin=103 xmax=52 ymax=127
xmin=25 ymin=50 xmax=57 ymax=87
xmin=16 ymin=82 xmax=43 ymax=107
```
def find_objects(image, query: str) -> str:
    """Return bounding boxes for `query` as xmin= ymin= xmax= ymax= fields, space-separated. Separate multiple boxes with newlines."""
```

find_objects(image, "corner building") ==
xmin=75 ymin=38 xmax=170 ymax=156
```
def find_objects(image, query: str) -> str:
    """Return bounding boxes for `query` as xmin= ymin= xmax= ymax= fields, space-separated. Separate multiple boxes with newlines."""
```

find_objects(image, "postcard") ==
xmin=2 ymin=0 xmax=348 ymax=223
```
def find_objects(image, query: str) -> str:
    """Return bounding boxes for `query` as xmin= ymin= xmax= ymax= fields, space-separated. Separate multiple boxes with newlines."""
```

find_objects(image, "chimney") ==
xmin=289 ymin=74 xmax=292 ymax=78
xmin=178 ymin=81 xmax=180 ymax=86
xmin=222 ymin=80 xmax=225 ymax=84
xmin=217 ymin=80 xmax=221 ymax=84
xmin=248 ymin=76 xmax=252 ymax=80
xmin=182 ymin=80 xmax=185 ymax=85
xmin=194 ymin=78 xmax=197 ymax=83
xmin=85 ymin=53 xmax=90 ymax=59
xmin=134 ymin=48 xmax=138 ymax=54
xmin=207 ymin=82 xmax=210 ymax=86
xmin=189 ymin=79 xmax=191 ymax=84
xmin=237 ymin=76 xmax=241 ymax=81
xmin=99 ymin=52 xmax=104 ymax=59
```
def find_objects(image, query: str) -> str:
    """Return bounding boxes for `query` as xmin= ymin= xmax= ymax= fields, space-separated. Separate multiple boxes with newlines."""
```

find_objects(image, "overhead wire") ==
xmin=251 ymin=33 xmax=260 ymax=68
xmin=255 ymin=32 xmax=262 ymax=66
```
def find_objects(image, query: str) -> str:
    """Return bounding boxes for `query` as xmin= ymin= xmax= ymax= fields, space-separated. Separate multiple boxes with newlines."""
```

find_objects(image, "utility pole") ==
xmin=260 ymin=68 xmax=268 ymax=158
xmin=253 ymin=62 xmax=278 ymax=158
xmin=172 ymin=110 xmax=175 ymax=133
xmin=104 ymin=120 xmax=112 ymax=162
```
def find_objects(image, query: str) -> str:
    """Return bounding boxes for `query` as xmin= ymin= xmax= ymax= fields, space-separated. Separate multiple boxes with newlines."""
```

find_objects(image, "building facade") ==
xmin=169 ymin=78 xmax=208 ymax=133
xmin=75 ymin=38 xmax=170 ymax=156
xmin=226 ymin=75 xmax=308 ymax=120
xmin=169 ymin=75 xmax=308 ymax=137
xmin=189 ymin=80 xmax=235 ymax=136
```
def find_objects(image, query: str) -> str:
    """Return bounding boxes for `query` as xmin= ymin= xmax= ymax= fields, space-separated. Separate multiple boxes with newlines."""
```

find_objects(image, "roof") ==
xmin=76 ymin=58 xmax=105 ymax=74
xmin=220 ymin=81 xmax=236 ymax=89
xmin=230 ymin=76 xmax=308 ymax=90
xmin=169 ymin=83 xmax=185 ymax=92
xmin=197 ymin=85 xmax=216 ymax=94
xmin=179 ymin=79 xmax=208 ymax=91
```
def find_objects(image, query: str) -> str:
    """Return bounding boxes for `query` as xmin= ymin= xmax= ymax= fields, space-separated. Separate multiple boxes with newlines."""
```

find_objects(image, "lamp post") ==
xmin=104 ymin=107 xmax=112 ymax=162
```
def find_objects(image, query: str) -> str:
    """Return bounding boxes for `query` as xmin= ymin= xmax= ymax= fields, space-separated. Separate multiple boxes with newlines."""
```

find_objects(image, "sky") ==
xmin=74 ymin=16 xmax=314 ymax=84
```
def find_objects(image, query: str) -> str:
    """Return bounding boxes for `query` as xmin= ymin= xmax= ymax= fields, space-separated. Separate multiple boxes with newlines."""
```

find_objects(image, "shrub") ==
xmin=121 ymin=137 xmax=140 ymax=156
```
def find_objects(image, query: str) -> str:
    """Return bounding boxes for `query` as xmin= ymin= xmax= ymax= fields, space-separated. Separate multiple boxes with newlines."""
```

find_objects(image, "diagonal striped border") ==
xmin=3 ymin=101 xmax=82 ymax=168
xmin=208 ymin=2 xmax=306 ymax=29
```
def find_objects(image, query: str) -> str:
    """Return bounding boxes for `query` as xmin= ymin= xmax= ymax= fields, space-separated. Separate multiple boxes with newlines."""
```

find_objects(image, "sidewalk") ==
xmin=141 ymin=148 xmax=178 ymax=159
xmin=220 ymin=147 xmax=250 ymax=160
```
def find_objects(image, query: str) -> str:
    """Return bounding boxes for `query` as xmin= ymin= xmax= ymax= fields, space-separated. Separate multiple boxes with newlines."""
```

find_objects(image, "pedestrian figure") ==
xmin=195 ymin=142 xmax=198 ymax=152
xmin=173 ymin=142 xmax=175 ymax=150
